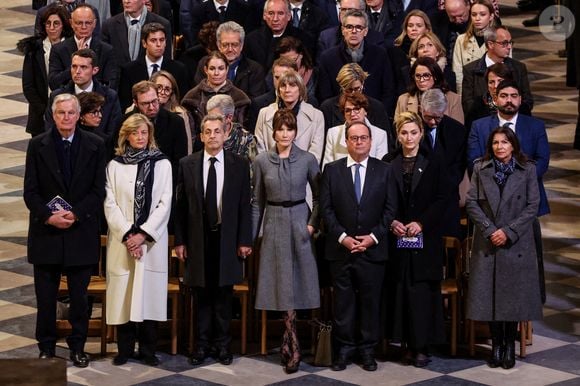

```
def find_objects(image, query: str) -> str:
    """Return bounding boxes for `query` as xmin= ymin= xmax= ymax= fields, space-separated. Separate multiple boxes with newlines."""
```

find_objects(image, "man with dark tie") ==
xmin=418 ymin=88 xmax=466 ymax=238
xmin=467 ymin=80 xmax=550 ymax=302
xmin=49 ymin=4 xmax=118 ymax=90
xmin=174 ymin=114 xmax=253 ymax=367
xmin=320 ymin=121 xmax=393 ymax=372
xmin=289 ymin=0 xmax=330 ymax=42
xmin=23 ymin=93 xmax=106 ymax=368
xmin=118 ymin=22 xmax=190 ymax=110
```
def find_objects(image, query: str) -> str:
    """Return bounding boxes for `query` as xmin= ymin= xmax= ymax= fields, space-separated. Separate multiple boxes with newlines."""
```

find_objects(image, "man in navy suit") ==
xmin=174 ymin=114 xmax=252 ymax=366
xmin=320 ymin=121 xmax=393 ymax=372
xmin=24 ymin=93 xmax=106 ymax=367
xmin=118 ymin=22 xmax=190 ymax=110
xmin=468 ymin=79 xmax=550 ymax=301
xmin=49 ymin=4 xmax=118 ymax=90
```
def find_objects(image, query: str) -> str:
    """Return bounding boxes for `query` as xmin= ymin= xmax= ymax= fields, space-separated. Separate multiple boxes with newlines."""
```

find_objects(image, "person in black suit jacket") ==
xmin=243 ymin=0 xmax=316 ymax=71
xmin=192 ymin=22 xmax=266 ymax=99
xmin=419 ymin=88 xmax=467 ymax=237
xmin=431 ymin=0 xmax=469 ymax=63
xmin=382 ymin=111 xmax=449 ymax=368
xmin=101 ymin=0 xmax=172 ymax=68
xmin=320 ymin=121 xmax=394 ymax=372
xmin=45 ymin=49 xmax=123 ymax=151
xmin=118 ymin=22 xmax=190 ymax=110
xmin=312 ymin=0 xmax=340 ymax=26
xmin=289 ymin=0 xmax=330 ymax=42
xmin=174 ymin=114 xmax=252 ymax=366
xmin=49 ymin=5 xmax=118 ymax=91
xmin=188 ymin=0 xmax=255 ymax=47
xmin=23 ymin=93 xmax=106 ymax=367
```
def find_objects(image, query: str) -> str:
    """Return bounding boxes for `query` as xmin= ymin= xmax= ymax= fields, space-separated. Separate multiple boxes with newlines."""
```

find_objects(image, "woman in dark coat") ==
xmin=18 ymin=4 xmax=72 ymax=136
xmin=383 ymin=111 xmax=449 ymax=368
xmin=466 ymin=126 xmax=541 ymax=370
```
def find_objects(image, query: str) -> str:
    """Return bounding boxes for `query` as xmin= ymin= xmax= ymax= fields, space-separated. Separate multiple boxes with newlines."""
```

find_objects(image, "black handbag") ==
xmin=312 ymin=319 xmax=332 ymax=367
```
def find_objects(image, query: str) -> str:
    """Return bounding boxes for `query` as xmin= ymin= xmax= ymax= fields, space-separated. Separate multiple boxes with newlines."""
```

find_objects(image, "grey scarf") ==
xmin=346 ymin=40 xmax=365 ymax=63
xmin=126 ymin=6 xmax=148 ymax=61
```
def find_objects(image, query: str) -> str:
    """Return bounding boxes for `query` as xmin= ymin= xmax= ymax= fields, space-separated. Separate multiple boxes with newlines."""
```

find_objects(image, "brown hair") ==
xmin=272 ymin=108 xmax=297 ymax=140
xmin=339 ymin=93 xmax=369 ymax=115
xmin=116 ymin=113 xmax=158 ymax=155
xmin=484 ymin=125 xmax=528 ymax=164
xmin=394 ymin=9 xmax=432 ymax=47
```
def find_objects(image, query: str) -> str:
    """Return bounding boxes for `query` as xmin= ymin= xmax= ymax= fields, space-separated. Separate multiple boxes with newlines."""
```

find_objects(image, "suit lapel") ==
xmin=39 ymin=133 xmax=67 ymax=191
xmin=190 ymin=153 xmax=204 ymax=203
xmin=497 ymin=164 xmax=525 ymax=212
xmin=479 ymin=164 xmax=501 ymax=217
xmin=339 ymin=160 xmax=358 ymax=204
xmin=411 ymin=154 xmax=429 ymax=194
xmin=69 ymin=130 xmax=94 ymax=190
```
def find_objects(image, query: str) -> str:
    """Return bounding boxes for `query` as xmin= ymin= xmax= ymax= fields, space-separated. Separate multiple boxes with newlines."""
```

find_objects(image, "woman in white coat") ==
xmin=254 ymin=70 xmax=325 ymax=164
xmin=104 ymin=113 xmax=172 ymax=367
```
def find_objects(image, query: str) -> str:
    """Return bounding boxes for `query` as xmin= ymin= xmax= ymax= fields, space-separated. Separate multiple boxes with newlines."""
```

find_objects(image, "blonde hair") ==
xmin=464 ymin=0 xmax=496 ymax=49
xmin=409 ymin=31 xmax=446 ymax=60
xmin=115 ymin=114 xmax=158 ymax=155
xmin=394 ymin=10 xmax=432 ymax=47
xmin=336 ymin=63 xmax=369 ymax=90
xmin=394 ymin=111 xmax=424 ymax=138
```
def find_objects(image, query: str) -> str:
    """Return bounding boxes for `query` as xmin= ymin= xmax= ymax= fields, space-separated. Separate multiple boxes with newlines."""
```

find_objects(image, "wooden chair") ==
xmin=57 ymin=235 xmax=108 ymax=356
xmin=441 ymin=236 xmax=462 ymax=356
xmin=167 ymin=235 xmax=181 ymax=355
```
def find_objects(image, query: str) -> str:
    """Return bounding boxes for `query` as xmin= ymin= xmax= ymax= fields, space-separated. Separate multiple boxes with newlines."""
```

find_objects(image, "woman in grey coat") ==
xmin=466 ymin=126 xmax=542 ymax=370
xmin=252 ymin=109 xmax=320 ymax=374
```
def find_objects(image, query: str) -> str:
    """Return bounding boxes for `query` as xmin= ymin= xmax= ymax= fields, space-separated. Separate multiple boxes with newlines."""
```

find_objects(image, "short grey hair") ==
xmin=216 ymin=21 xmax=245 ymax=44
xmin=52 ymin=93 xmax=80 ymax=114
xmin=340 ymin=0 xmax=366 ymax=10
xmin=341 ymin=9 xmax=369 ymax=27
xmin=263 ymin=0 xmax=291 ymax=13
xmin=484 ymin=25 xmax=509 ymax=46
xmin=206 ymin=94 xmax=235 ymax=117
xmin=421 ymin=88 xmax=447 ymax=114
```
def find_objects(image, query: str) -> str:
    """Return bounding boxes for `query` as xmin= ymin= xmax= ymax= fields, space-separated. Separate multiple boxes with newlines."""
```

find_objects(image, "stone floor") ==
xmin=0 ymin=0 xmax=578 ymax=385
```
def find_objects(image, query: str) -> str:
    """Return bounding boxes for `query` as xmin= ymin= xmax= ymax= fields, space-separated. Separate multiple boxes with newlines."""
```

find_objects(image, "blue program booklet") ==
xmin=397 ymin=233 xmax=424 ymax=249
xmin=46 ymin=195 xmax=72 ymax=212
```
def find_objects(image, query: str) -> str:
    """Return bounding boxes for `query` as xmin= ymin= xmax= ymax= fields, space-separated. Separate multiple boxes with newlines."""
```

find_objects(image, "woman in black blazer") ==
xmin=18 ymin=4 xmax=72 ymax=136
xmin=382 ymin=111 xmax=450 ymax=368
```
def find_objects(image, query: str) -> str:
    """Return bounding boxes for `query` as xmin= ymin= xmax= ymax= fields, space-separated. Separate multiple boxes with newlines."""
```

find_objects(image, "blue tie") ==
xmin=292 ymin=8 xmax=300 ymax=28
xmin=354 ymin=163 xmax=362 ymax=203
xmin=430 ymin=127 xmax=437 ymax=149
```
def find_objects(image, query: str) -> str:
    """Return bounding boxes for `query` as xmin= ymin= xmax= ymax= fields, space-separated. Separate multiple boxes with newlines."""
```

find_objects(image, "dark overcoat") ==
xmin=466 ymin=158 xmax=542 ymax=321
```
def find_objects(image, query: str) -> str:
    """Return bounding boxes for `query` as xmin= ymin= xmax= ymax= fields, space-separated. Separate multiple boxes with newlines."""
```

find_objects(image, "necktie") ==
xmin=503 ymin=122 xmax=513 ymax=130
xmin=206 ymin=157 xmax=218 ymax=229
xmin=62 ymin=139 xmax=72 ymax=186
xmin=151 ymin=63 xmax=159 ymax=74
xmin=354 ymin=163 xmax=362 ymax=203
xmin=130 ymin=19 xmax=139 ymax=25
xmin=372 ymin=12 xmax=380 ymax=25
xmin=218 ymin=6 xmax=226 ymax=23
xmin=227 ymin=64 xmax=237 ymax=81
xmin=430 ymin=127 xmax=437 ymax=149
xmin=292 ymin=8 xmax=300 ymax=28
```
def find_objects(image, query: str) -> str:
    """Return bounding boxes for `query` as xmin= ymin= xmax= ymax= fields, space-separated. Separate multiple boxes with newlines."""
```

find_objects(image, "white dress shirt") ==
xmin=145 ymin=55 xmax=164 ymax=78
xmin=203 ymin=149 xmax=225 ymax=224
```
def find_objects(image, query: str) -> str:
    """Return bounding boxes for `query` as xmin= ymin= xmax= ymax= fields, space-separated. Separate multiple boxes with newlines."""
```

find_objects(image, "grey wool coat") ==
xmin=466 ymin=158 xmax=542 ymax=321
xmin=251 ymin=145 xmax=321 ymax=311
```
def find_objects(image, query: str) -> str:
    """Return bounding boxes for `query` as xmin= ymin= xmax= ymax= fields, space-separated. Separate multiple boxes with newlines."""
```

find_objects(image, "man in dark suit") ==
xmin=174 ymin=114 xmax=253 ymax=366
xmin=313 ymin=0 xmax=341 ymax=26
xmin=101 ymin=0 xmax=172 ymax=68
xmin=320 ymin=121 xmax=393 ymax=372
xmin=289 ymin=0 xmax=330 ymax=42
xmin=462 ymin=26 xmax=533 ymax=119
xmin=317 ymin=9 xmax=396 ymax=115
xmin=243 ymin=0 xmax=316 ymax=71
xmin=192 ymin=22 xmax=266 ymax=99
xmin=317 ymin=0 xmax=385 ymax=61
xmin=431 ymin=0 xmax=469 ymax=63
xmin=49 ymin=5 xmax=118 ymax=90
xmin=126 ymin=80 xmax=188 ymax=182
xmin=419 ymin=88 xmax=467 ymax=238
xmin=23 ymin=93 xmax=106 ymax=367
xmin=45 ymin=48 xmax=122 ymax=150
xmin=467 ymin=79 xmax=550 ymax=302
xmin=118 ymin=22 xmax=190 ymax=110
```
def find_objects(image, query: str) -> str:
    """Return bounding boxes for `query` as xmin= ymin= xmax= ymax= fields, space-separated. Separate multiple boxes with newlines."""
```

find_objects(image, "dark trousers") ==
xmin=329 ymin=256 xmax=385 ymax=357
xmin=117 ymin=320 xmax=158 ymax=359
xmin=195 ymin=226 xmax=233 ymax=350
xmin=34 ymin=264 xmax=92 ymax=353
xmin=533 ymin=218 xmax=546 ymax=303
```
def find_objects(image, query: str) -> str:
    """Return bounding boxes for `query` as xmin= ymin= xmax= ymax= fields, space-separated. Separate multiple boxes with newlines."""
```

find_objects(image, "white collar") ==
xmin=75 ymin=80 xmax=94 ymax=94
xmin=204 ymin=149 xmax=225 ymax=163
xmin=346 ymin=154 xmax=369 ymax=168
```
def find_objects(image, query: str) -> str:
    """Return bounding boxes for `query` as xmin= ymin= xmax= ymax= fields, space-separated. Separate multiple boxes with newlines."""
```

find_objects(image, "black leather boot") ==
xmin=502 ymin=322 xmax=518 ymax=369
xmin=488 ymin=321 xmax=504 ymax=368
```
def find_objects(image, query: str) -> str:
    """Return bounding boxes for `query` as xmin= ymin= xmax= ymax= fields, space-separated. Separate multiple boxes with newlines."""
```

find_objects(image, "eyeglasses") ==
xmin=344 ymin=107 xmax=361 ymax=115
xmin=138 ymin=99 xmax=159 ymax=107
xmin=156 ymin=85 xmax=172 ymax=94
xmin=414 ymin=72 xmax=433 ymax=81
xmin=492 ymin=40 xmax=514 ymax=48
xmin=422 ymin=113 xmax=443 ymax=123
xmin=343 ymin=85 xmax=363 ymax=94
xmin=45 ymin=20 xmax=62 ymax=28
xmin=339 ymin=7 xmax=357 ymax=13
xmin=219 ymin=42 xmax=241 ymax=49
xmin=87 ymin=109 xmax=102 ymax=117
xmin=342 ymin=24 xmax=366 ymax=32
xmin=348 ymin=135 xmax=370 ymax=142
xmin=73 ymin=20 xmax=95 ymax=27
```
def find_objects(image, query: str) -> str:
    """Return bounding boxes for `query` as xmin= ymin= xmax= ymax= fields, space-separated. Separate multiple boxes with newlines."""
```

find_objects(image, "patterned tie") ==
xmin=151 ymin=63 xmax=159 ymax=74
xmin=206 ymin=157 xmax=218 ymax=229
xmin=503 ymin=122 xmax=513 ymax=130
xmin=218 ymin=6 xmax=226 ymax=23
xmin=354 ymin=163 xmax=362 ymax=203
xmin=292 ymin=8 xmax=300 ymax=28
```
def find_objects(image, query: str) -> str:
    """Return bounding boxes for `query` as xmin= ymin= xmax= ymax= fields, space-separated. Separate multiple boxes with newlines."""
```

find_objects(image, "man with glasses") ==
xmin=318 ymin=9 xmax=395 ymax=116
xmin=126 ymin=80 xmax=187 ymax=182
xmin=462 ymin=25 xmax=533 ymax=121
xmin=49 ymin=4 xmax=117 ymax=90
xmin=419 ymin=88 xmax=467 ymax=237
xmin=118 ymin=22 xmax=189 ymax=110
xmin=193 ymin=22 xmax=266 ymax=99
xmin=432 ymin=0 xmax=470 ymax=63
xmin=45 ymin=48 xmax=122 ymax=153
xmin=243 ymin=0 xmax=315 ymax=70
xmin=320 ymin=121 xmax=393 ymax=372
